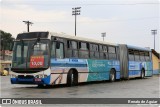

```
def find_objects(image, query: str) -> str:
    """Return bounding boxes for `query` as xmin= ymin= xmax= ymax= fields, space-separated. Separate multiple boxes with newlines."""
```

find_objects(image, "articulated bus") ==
xmin=10 ymin=32 xmax=153 ymax=87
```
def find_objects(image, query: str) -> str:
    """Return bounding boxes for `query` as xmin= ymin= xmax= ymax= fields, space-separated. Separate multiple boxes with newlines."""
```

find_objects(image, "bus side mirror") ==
xmin=56 ymin=42 xmax=60 ymax=49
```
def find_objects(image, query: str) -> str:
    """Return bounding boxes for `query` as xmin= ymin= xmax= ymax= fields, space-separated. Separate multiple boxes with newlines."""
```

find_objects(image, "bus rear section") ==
xmin=119 ymin=44 xmax=153 ymax=79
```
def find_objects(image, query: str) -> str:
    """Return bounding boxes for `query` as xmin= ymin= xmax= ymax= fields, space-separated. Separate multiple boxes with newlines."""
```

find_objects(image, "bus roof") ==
xmin=16 ymin=32 xmax=151 ymax=51
xmin=50 ymin=32 xmax=118 ymax=46
xmin=127 ymin=45 xmax=151 ymax=52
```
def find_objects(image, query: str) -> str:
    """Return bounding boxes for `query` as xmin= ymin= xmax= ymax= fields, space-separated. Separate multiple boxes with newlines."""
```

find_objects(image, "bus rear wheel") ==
xmin=67 ymin=69 xmax=78 ymax=87
xmin=109 ymin=69 xmax=116 ymax=82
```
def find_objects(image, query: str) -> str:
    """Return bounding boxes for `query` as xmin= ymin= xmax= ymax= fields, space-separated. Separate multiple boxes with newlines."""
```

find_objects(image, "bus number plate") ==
xmin=35 ymin=78 xmax=41 ymax=82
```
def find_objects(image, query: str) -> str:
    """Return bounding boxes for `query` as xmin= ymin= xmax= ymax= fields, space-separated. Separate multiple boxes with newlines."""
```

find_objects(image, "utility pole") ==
xmin=101 ymin=32 xmax=106 ymax=41
xmin=23 ymin=21 xmax=33 ymax=32
xmin=151 ymin=30 xmax=157 ymax=50
xmin=72 ymin=7 xmax=81 ymax=36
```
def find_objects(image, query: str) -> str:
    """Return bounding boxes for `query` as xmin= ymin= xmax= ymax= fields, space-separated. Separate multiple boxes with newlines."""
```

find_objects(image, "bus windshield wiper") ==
xmin=32 ymin=37 xmax=40 ymax=49
xmin=20 ymin=39 xmax=24 ymax=52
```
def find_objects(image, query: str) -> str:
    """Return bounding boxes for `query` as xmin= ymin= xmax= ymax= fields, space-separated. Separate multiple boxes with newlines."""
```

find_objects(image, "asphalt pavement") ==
xmin=0 ymin=75 xmax=159 ymax=98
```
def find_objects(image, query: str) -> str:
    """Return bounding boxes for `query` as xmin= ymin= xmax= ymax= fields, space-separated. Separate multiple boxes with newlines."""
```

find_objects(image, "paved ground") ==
xmin=0 ymin=75 xmax=159 ymax=98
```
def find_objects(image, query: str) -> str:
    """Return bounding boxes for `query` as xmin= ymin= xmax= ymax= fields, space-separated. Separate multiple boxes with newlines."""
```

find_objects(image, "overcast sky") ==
xmin=0 ymin=0 xmax=159 ymax=52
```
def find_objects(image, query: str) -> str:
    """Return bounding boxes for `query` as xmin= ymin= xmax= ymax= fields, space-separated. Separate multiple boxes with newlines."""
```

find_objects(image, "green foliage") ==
xmin=0 ymin=30 xmax=15 ymax=50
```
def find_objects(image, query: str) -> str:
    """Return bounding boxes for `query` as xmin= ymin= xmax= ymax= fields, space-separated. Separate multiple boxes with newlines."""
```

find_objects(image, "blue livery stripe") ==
xmin=51 ymin=63 xmax=87 ymax=67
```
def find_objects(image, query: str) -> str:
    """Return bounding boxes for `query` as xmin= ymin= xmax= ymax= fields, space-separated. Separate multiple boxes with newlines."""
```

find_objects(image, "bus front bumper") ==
xmin=10 ymin=76 xmax=50 ymax=85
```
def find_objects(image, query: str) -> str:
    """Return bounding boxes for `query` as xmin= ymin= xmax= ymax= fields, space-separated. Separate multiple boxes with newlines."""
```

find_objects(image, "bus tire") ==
xmin=109 ymin=69 xmax=116 ymax=82
xmin=37 ymin=84 xmax=44 ymax=88
xmin=67 ymin=69 xmax=78 ymax=87
xmin=141 ymin=69 xmax=145 ymax=79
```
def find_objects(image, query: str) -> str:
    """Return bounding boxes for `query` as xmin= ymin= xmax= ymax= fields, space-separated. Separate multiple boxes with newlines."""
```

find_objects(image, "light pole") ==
xmin=101 ymin=32 xmax=106 ymax=41
xmin=23 ymin=21 xmax=33 ymax=32
xmin=151 ymin=30 xmax=157 ymax=50
xmin=72 ymin=7 xmax=81 ymax=36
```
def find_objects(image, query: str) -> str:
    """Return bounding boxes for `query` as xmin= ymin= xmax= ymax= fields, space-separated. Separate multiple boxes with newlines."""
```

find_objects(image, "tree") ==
xmin=0 ymin=30 xmax=15 ymax=60
xmin=0 ymin=30 xmax=15 ymax=50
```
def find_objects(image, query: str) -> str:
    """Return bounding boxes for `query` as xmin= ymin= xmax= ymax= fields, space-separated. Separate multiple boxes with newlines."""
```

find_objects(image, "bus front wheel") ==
xmin=37 ymin=84 xmax=44 ymax=88
xmin=109 ymin=69 xmax=116 ymax=82
xmin=67 ymin=69 xmax=78 ymax=87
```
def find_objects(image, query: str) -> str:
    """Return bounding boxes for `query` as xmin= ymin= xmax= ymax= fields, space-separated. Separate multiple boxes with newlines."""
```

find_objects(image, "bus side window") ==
xmin=67 ymin=41 xmax=72 ymax=57
xmin=134 ymin=51 xmax=140 ymax=61
xmin=67 ymin=40 xmax=78 ymax=58
xmin=99 ymin=45 xmax=108 ymax=59
xmin=90 ymin=44 xmax=99 ymax=59
xmin=94 ymin=44 xmax=99 ymax=59
xmin=51 ymin=42 xmax=64 ymax=59
xmin=72 ymin=41 xmax=78 ymax=58
xmin=79 ymin=42 xmax=89 ymax=59
xmin=140 ymin=51 xmax=145 ymax=61
xmin=128 ymin=49 xmax=134 ymax=61
xmin=99 ymin=45 xmax=103 ymax=59
xmin=90 ymin=44 xmax=94 ymax=58
xmin=103 ymin=45 xmax=108 ymax=59
xmin=108 ymin=46 xmax=116 ymax=60
xmin=56 ymin=43 xmax=64 ymax=59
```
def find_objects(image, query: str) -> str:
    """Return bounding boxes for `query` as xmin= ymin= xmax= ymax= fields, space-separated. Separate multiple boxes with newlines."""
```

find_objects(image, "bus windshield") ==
xmin=12 ymin=39 xmax=49 ymax=69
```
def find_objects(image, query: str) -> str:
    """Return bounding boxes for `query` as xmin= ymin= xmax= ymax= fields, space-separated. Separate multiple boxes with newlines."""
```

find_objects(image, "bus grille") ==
xmin=18 ymin=75 xmax=34 ymax=79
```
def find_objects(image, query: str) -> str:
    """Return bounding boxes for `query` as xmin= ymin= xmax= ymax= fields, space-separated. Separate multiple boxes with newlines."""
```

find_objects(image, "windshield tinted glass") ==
xmin=12 ymin=39 xmax=49 ymax=69
xmin=12 ymin=41 xmax=29 ymax=68
xmin=27 ymin=40 xmax=49 ymax=68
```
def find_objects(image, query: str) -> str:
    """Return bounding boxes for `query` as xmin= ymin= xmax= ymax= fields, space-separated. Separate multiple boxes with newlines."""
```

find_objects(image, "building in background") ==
xmin=0 ymin=50 xmax=12 ymax=61
xmin=152 ymin=49 xmax=160 ymax=75
xmin=0 ymin=50 xmax=12 ymax=75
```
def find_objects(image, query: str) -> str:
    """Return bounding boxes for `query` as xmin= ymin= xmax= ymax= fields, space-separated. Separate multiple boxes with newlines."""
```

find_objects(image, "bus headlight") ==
xmin=44 ymin=75 xmax=47 ymax=78
xmin=35 ymin=75 xmax=39 ymax=78
xmin=35 ymin=74 xmax=47 ymax=78
xmin=10 ymin=74 xmax=17 ymax=78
